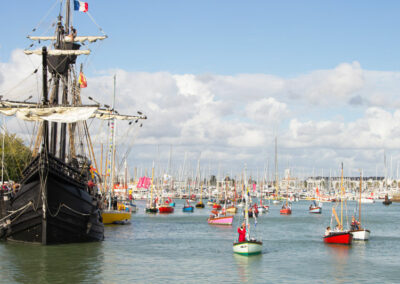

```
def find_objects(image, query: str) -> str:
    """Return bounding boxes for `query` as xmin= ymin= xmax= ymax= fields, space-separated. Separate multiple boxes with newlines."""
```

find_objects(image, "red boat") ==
xmin=323 ymin=231 xmax=352 ymax=245
xmin=280 ymin=207 xmax=292 ymax=215
xmin=158 ymin=205 xmax=174 ymax=213
xmin=213 ymin=203 xmax=222 ymax=210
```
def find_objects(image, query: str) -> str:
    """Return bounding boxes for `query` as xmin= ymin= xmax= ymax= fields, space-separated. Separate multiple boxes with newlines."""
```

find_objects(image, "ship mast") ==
xmin=59 ymin=0 xmax=71 ymax=161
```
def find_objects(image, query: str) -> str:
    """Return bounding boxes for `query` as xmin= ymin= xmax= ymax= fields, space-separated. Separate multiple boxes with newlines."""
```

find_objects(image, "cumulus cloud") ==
xmin=2 ymin=51 xmax=400 ymax=176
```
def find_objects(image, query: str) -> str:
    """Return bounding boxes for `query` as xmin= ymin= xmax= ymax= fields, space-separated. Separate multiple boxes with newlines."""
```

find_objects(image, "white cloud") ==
xmin=2 ymin=51 xmax=400 ymax=176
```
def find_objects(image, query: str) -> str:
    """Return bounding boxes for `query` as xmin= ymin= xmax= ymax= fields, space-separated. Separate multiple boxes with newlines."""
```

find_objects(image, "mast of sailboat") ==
xmin=107 ymin=75 xmax=117 ymax=210
xmin=275 ymin=136 xmax=279 ymax=199
xmin=244 ymin=164 xmax=250 ymax=240
xmin=1 ymin=116 xmax=5 ymax=184
xmin=150 ymin=161 xmax=155 ymax=208
xmin=359 ymin=170 xmax=362 ymax=226
xmin=340 ymin=163 xmax=344 ymax=227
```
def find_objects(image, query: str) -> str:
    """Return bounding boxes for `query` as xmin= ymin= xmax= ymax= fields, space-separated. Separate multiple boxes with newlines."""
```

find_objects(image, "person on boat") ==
xmin=325 ymin=226 xmax=331 ymax=236
xmin=238 ymin=222 xmax=246 ymax=242
xmin=351 ymin=216 xmax=360 ymax=230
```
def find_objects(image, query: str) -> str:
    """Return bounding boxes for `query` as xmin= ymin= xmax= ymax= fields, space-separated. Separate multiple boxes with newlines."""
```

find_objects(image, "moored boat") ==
xmin=0 ymin=0 xmax=151 ymax=244
xmin=280 ymin=205 xmax=292 ymax=215
xmin=102 ymin=210 xmax=131 ymax=225
xmin=195 ymin=201 xmax=205 ymax=208
xmin=350 ymin=229 xmax=370 ymax=241
xmin=309 ymin=200 xmax=322 ymax=214
xmin=349 ymin=172 xmax=370 ymax=241
xmin=158 ymin=205 xmax=174 ymax=213
xmin=233 ymin=165 xmax=262 ymax=255
xmin=382 ymin=194 xmax=392 ymax=205
xmin=226 ymin=205 xmax=237 ymax=214
xmin=233 ymin=240 xmax=263 ymax=256
xmin=323 ymin=231 xmax=352 ymax=245
xmin=323 ymin=163 xmax=352 ymax=245
xmin=213 ymin=203 xmax=222 ymax=210
xmin=207 ymin=215 xmax=234 ymax=225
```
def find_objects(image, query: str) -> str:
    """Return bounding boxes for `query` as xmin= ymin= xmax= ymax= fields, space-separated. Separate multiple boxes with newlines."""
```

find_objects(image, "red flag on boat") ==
xmin=79 ymin=72 xmax=87 ymax=88
xmin=316 ymin=187 xmax=320 ymax=196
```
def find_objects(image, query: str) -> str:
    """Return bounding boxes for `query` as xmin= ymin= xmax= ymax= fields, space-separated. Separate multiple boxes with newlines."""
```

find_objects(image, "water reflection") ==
xmin=1 ymin=242 xmax=104 ymax=283
xmin=233 ymin=253 xmax=263 ymax=283
xmin=325 ymin=244 xmax=351 ymax=281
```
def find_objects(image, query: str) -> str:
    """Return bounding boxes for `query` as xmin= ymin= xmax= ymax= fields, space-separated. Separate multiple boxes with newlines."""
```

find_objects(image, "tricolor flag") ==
xmin=78 ymin=72 xmax=87 ymax=88
xmin=74 ymin=0 xmax=88 ymax=12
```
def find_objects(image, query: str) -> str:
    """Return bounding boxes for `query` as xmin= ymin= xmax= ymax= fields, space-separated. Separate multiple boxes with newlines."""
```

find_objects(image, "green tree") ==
xmin=0 ymin=133 xmax=32 ymax=182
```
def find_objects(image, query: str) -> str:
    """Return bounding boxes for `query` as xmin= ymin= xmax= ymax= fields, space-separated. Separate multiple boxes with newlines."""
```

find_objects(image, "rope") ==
xmin=29 ymin=0 xmax=60 ymax=34
xmin=0 ymin=68 xmax=40 ymax=98
xmin=0 ymin=201 xmax=33 ymax=224
xmin=46 ymin=201 xmax=91 ymax=218
xmin=86 ymin=12 xmax=107 ymax=35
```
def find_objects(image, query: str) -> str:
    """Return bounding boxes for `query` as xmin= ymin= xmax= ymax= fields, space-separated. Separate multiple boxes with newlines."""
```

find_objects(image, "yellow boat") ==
xmin=102 ymin=209 xmax=131 ymax=224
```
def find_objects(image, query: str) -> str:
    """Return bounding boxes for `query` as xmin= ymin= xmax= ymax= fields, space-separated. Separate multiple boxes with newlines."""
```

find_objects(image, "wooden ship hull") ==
xmin=5 ymin=154 xmax=104 ymax=244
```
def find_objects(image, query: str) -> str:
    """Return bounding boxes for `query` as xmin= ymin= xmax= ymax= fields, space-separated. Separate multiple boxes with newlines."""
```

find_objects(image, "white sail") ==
xmin=24 ymin=49 xmax=91 ymax=56
xmin=28 ymin=36 xmax=107 ymax=43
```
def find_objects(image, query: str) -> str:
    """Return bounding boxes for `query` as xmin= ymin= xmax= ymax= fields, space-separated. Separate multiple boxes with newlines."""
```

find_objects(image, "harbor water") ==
xmin=0 ymin=200 xmax=399 ymax=283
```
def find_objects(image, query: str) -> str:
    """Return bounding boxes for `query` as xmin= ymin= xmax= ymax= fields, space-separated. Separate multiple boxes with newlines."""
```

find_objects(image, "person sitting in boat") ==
xmin=238 ymin=222 xmax=246 ymax=242
xmin=325 ymin=226 xmax=331 ymax=236
xmin=334 ymin=224 xmax=343 ymax=231
xmin=351 ymin=216 xmax=360 ymax=230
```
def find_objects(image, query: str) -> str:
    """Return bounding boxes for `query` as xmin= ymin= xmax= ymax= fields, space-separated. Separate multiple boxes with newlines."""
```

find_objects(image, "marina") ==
xmin=0 ymin=200 xmax=399 ymax=282
xmin=1 ymin=1 xmax=400 ymax=283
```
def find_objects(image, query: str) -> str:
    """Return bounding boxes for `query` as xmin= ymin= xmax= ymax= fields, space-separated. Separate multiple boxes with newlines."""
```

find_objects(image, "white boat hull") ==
xmin=272 ymin=200 xmax=281 ymax=205
xmin=350 ymin=229 xmax=370 ymax=240
xmin=360 ymin=198 xmax=374 ymax=204
xmin=233 ymin=240 xmax=262 ymax=255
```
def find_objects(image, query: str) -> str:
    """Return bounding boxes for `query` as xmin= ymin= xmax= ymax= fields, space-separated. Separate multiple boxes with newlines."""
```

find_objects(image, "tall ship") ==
xmin=0 ymin=0 xmax=145 ymax=244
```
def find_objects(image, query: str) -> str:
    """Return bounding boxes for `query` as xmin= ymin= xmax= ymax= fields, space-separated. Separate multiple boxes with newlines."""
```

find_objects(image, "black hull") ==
xmin=4 ymin=154 xmax=104 ymax=244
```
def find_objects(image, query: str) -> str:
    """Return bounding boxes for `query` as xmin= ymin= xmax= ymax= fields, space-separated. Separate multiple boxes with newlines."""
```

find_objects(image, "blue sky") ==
xmin=2 ymin=1 xmax=400 ymax=177
xmin=2 ymin=1 xmax=400 ymax=76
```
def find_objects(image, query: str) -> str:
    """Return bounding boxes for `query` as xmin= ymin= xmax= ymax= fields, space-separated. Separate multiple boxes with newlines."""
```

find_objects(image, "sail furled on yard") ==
xmin=0 ymin=102 xmax=146 ymax=123
xmin=27 ymin=36 xmax=107 ymax=43
xmin=24 ymin=49 xmax=91 ymax=56
xmin=0 ymin=106 xmax=98 ymax=123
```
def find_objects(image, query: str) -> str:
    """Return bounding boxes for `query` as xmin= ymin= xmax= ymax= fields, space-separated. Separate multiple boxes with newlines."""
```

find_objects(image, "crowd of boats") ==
xmin=0 ymin=1 xmax=398 ymax=260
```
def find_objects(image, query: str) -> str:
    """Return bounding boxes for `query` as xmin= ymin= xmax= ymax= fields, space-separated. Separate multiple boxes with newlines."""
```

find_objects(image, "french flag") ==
xmin=74 ymin=0 xmax=88 ymax=12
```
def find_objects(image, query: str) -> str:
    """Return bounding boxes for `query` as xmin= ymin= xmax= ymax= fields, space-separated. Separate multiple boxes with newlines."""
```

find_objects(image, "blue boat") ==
xmin=183 ymin=205 xmax=194 ymax=212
